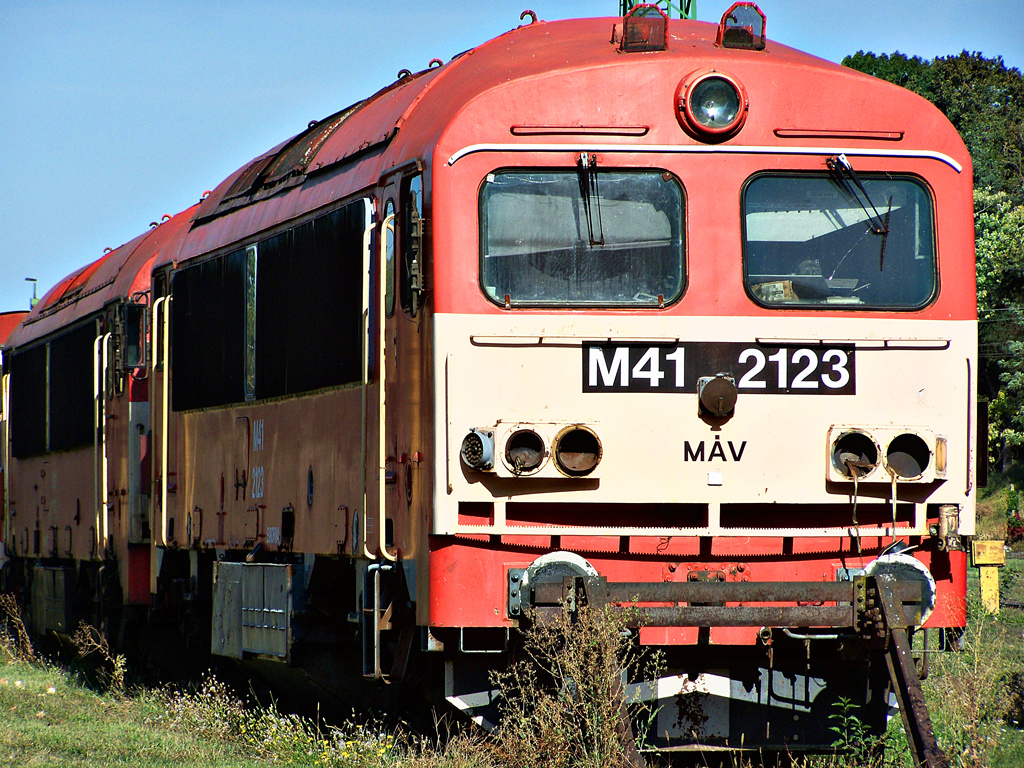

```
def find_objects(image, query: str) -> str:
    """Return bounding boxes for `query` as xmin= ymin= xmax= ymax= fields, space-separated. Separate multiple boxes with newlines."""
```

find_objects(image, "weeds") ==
xmin=919 ymin=598 xmax=1024 ymax=767
xmin=6 ymin=580 xmax=1024 ymax=766
xmin=151 ymin=673 xmax=404 ymax=766
xmin=489 ymin=604 xmax=662 ymax=768
xmin=825 ymin=696 xmax=889 ymax=767
xmin=1005 ymin=486 xmax=1024 ymax=544
xmin=71 ymin=621 xmax=126 ymax=695
xmin=0 ymin=592 xmax=35 ymax=663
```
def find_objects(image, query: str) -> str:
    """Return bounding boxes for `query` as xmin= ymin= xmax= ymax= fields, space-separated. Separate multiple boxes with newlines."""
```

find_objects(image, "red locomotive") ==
xmin=1 ymin=6 xmax=974 ymax=762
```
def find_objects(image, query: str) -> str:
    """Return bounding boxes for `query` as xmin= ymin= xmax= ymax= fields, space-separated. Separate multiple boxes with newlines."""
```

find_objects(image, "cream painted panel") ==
xmin=434 ymin=313 xmax=976 ymax=536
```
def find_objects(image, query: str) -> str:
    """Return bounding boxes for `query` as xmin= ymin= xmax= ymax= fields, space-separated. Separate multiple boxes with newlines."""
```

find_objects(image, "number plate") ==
xmin=582 ymin=342 xmax=855 ymax=394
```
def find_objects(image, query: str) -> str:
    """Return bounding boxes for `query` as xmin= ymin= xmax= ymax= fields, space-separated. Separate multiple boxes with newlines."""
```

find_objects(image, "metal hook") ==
xmin=397 ymin=68 xmax=412 ymax=79
xmin=429 ymin=58 xmax=443 ymax=68
xmin=520 ymin=10 xmax=538 ymax=24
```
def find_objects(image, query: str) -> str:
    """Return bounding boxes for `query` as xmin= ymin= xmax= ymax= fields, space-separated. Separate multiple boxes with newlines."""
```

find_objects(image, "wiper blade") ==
xmin=826 ymin=154 xmax=889 ymax=235
xmin=827 ymin=153 xmax=891 ymax=271
xmin=576 ymin=152 xmax=605 ymax=246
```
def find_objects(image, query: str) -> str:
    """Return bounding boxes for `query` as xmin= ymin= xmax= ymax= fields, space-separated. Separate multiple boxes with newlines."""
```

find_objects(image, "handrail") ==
xmin=151 ymin=296 xmax=170 ymax=547
xmin=378 ymin=212 xmax=397 ymax=562
xmin=446 ymin=142 xmax=964 ymax=172
xmin=1 ymin=369 xmax=10 ymax=547
xmin=100 ymin=332 xmax=112 ymax=553
xmin=93 ymin=333 xmax=103 ymax=556
xmin=361 ymin=209 xmax=377 ymax=560
xmin=162 ymin=296 xmax=171 ymax=547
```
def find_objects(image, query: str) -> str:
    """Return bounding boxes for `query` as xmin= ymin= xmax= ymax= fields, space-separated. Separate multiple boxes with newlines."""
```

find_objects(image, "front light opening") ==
xmin=554 ymin=426 xmax=602 ymax=477
xmin=831 ymin=431 xmax=879 ymax=479
xmin=505 ymin=429 xmax=546 ymax=474
xmin=886 ymin=434 xmax=931 ymax=479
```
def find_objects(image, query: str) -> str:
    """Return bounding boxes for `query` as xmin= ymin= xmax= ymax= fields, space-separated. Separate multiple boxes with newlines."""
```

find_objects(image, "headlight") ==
xmin=677 ymin=72 xmax=748 ymax=138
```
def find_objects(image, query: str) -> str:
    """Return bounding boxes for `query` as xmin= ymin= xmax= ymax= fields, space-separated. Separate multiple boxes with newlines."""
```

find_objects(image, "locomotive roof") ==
xmin=167 ymin=15 xmax=968 ymax=268
xmin=0 ymin=311 xmax=27 ymax=347
xmin=7 ymin=206 xmax=197 ymax=348
xmin=11 ymin=14 xmax=968 ymax=330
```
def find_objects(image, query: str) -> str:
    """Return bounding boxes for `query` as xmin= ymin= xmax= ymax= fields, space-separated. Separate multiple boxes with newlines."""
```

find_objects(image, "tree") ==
xmin=842 ymin=51 xmax=936 ymax=98
xmin=845 ymin=52 xmax=1024 ymax=470
xmin=931 ymin=53 xmax=1024 ymax=200
xmin=843 ymin=52 xmax=1024 ymax=204
xmin=975 ymin=188 xmax=1024 ymax=469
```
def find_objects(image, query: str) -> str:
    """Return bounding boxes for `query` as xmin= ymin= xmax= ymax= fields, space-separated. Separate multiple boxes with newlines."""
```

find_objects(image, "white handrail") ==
xmin=100 ymin=332 xmax=112 ymax=552
xmin=1 ymin=369 xmax=10 ymax=547
xmin=150 ymin=296 xmax=170 ymax=547
xmin=93 ymin=334 xmax=103 ymax=556
xmin=361 ymin=205 xmax=377 ymax=560
xmin=378 ymin=213 xmax=397 ymax=563
xmin=161 ymin=296 xmax=171 ymax=547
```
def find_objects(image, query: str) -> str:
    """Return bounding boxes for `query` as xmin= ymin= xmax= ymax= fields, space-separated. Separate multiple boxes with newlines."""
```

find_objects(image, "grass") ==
xmin=0 ymin=663 xmax=245 ymax=767
xmin=3 ymin=479 xmax=1024 ymax=767
xmin=4 ymin=604 xmax=1024 ymax=768
xmin=0 ymin=658 xmax=410 ymax=768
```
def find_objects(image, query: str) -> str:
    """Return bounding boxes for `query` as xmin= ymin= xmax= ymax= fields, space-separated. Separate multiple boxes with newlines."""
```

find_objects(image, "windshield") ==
xmin=743 ymin=174 xmax=936 ymax=309
xmin=480 ymin=169 xmax=685 ymax=307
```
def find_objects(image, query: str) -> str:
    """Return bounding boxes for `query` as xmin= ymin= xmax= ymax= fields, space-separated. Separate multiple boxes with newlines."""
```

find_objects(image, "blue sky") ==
xmin=2 ymin=0 xmax=1021 ymax=313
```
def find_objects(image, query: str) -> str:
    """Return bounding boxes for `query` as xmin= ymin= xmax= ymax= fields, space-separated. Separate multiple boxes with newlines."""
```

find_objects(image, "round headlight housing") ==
xmin=677 ymin=72 xmax=748 ymax=138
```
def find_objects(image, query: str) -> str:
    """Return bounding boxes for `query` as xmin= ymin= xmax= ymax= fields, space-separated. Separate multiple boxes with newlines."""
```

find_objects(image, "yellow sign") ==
xmin=972 ymin=540 xmax=1006 ymax=567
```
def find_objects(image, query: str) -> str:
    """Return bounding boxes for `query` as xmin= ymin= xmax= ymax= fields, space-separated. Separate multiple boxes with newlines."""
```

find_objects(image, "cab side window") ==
xmin=399 ymin=175 xmax=423 ymax=316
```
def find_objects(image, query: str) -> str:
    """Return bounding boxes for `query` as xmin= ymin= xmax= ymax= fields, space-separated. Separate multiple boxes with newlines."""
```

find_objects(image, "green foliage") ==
xmin=827 ymin=695 xmax=887 ymax=765
xmin=153 ymin=675 xmax=404 ymax=766
xmin=976 ymin=189 xmax=1024 ymax=465
xmin=919 ymin=597 xmax=1024 ymax=768
xmin=843 ymin=51 xmax=1024 ymax=469
xmin=842 ymin=51 xmax=936 ymax=97
xmin=0 ymin=593 xmax=35 ymax=664
xmin=930 ymin=54 xmax=1024 ymax=201
xmin=842 ymin=52 xmax=1024 ymax=204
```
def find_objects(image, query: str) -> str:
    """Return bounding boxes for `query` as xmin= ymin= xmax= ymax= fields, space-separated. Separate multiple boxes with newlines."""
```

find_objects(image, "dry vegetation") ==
xmin=3 ymin=480 xmax=1024 ymax=767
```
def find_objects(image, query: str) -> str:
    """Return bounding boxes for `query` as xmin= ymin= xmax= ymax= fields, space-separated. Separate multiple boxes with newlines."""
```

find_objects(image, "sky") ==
xmin=1 ymin=0 xmax=1021 ymax=314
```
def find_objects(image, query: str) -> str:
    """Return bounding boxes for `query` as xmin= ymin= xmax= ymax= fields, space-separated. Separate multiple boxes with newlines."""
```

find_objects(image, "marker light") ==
xmin=677 ymin=72 xmax=748 ymax=138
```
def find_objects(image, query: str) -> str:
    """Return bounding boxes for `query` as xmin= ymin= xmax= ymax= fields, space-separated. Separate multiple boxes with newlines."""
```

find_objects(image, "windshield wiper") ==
xmin=577 ymin=152 xmax=605 ymax=246
xmin=826 ymin=154 xmax=891 ymax=270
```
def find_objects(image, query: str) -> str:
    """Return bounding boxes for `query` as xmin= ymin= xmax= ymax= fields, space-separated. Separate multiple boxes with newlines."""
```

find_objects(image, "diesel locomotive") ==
xmin=1 ymin=6 xmax=975 ymax=762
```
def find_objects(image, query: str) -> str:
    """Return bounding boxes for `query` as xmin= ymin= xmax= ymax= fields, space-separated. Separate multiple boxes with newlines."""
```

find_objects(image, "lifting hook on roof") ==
xmin=201 ymin=190 xmax=212 ymax=200
xmin=520 ymin=10 xmax=538 ymax=24
xmin=103 ymin=248 xmax=113 ymax=253
xmin=429 ymin=58 xmax=443 ymax=68
xmin=397 ymin=69 xmax=413 ymax=79
xmin=161 ymin=214 xmax=172 ymax=222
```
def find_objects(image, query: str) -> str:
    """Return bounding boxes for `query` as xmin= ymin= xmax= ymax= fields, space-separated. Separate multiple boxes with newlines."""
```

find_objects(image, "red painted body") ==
xmin=2 ymin=11 xmax=976 ymax=752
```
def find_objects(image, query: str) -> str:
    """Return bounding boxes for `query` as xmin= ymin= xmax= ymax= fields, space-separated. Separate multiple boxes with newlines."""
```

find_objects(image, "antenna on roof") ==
xmin=25 ymin=277 xmax=38 ymax=309
xmin=619 ymin=0 xmax=695 ymax=19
